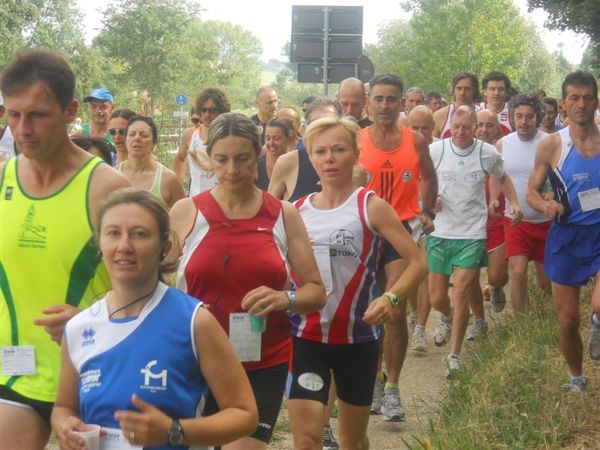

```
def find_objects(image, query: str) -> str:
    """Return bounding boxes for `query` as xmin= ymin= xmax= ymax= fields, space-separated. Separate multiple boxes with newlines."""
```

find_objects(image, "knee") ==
xmin=510 ymin=265 xmax=528 ymax=282
xmin=557 ymin=311 xmax=580 ymax=335
xmin=294 ymin=433 xmax=322 ymax=450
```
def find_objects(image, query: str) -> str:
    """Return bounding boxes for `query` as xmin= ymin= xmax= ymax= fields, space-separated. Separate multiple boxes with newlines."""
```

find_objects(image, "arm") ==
xmin=432 ymin=107 xmax=446 ymax=138
xmin=241 ymin=202 xmax=326 ymax=315
xmin=488 ymin=140 xmax=504 ymax=217
xmin=52 ymin=338 xmax=89 ymax=450
xmin=164 ymin=197 xmax=197 ymax=274
xmin=352 ymin=162 xmax=367 ymax=187
xmin=268 ymin=151 xmax=296 ymax=200
xmin=526 ymin=133 xmax=563 ymax=219
xmin=498 ymin=172 xmax=522 ymax=225
xmin=162 ymin=169 xmax=186 ymax=208
xmin=174 ymin=127 xmax=193 ymax=182
xmin=414 ymin=132 xmax=438 ymax=234
xmin=114 ymin=308 xmax=258 ymax=447
xmin=363 ymin=196 xmax=428 ymax=325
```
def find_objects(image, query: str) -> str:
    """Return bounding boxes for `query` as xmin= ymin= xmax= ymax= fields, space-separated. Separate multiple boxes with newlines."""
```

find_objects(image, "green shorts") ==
xmin=426 ymin=236 xmax=487 ymax=275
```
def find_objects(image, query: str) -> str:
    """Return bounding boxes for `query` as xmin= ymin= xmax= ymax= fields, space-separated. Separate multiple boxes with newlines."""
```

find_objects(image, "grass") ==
xmin=404 ymin=281 xmax=600 ymax=450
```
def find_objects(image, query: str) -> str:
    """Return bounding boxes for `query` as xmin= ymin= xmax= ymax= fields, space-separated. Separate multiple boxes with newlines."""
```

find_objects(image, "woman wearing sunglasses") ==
xmin=109 ymin=109 xmax=136 ymax=164
xmin=118 ymin=115 xmax=185 ymax=208
xmin=174 ymin=88 xmax=230 ymax=197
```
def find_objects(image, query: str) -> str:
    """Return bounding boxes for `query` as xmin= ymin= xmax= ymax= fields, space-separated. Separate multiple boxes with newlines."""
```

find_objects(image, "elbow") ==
xmin=241 ymin=408 xmax=259 ymax=438
xmin=315 ymin=283 xmax=327 ymax=310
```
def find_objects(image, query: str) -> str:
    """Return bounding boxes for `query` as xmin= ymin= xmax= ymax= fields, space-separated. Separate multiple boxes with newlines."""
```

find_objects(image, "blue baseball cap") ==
xmin=83 ymin=87 xmax=114 ymax=103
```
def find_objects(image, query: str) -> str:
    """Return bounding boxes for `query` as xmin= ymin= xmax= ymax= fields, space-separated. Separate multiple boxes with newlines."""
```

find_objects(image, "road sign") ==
xmin=175 ymin=94 xmax=187 ymax=105
xmin=172 ymin=110 xmax=188 ymax=118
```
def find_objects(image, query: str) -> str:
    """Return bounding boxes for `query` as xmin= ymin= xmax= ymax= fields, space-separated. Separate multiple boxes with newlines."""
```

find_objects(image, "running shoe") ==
xmin=381 ymin=387 xmax=406 ymax=422
xmin=562 ymin=375 xmax=588 ymax=392
xmin=434 ymin=312 xmax=452 ymax=346
xmin=466 ymin=318 xmax=488 ymax=341
xmin=370 ymin=372 xmax=386 ymax=414
xmin=408 ymin=312 xmax=417 ymax=334
xmin=323 ymin=425 xmax=339 ymax=450
xmin=411 ymin=325 xmax=428 ymax=352
xmin=588 ymin=316 xmax=600 ymax=360
xmin=490 ymin=287 xmax=506 ymax=313
xmin=445 ymin=354 xmax=461 ymax=379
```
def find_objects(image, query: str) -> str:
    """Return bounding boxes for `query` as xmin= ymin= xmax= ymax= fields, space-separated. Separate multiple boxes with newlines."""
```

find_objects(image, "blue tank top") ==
xmin=65 ymin=284 xmax=208 ymax=449
xmin=551 ymin=126 xmax=600 ymax=225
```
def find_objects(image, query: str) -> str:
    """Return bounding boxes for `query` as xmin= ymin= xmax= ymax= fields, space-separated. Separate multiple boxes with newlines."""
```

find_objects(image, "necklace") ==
xmin=108 ymin=284 xmax=158 ymax=319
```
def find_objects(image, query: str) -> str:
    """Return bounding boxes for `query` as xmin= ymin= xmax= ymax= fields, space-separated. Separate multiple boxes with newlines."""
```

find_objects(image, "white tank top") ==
xmin=501 ymin=130 xmax=548 ymax=223
xmin=187 ymin=129 xmax=216 ymax=197
xmin=0 ymin=126 xmax=15 ymax=161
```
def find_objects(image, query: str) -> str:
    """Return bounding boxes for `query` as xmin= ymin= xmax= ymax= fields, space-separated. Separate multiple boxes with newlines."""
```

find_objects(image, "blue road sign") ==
xmin=176 ymin=94 xmax=187 ymax=105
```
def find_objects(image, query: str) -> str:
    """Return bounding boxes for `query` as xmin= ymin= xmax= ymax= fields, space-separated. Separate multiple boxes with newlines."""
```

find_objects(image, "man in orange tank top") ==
xmin=359 ymin=74 xmax=438 ymax=422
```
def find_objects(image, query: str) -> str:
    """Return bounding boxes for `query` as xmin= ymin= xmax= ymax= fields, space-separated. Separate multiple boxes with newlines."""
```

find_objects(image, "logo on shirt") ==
xmin=4 ymin=186 xmax=12 ymax=200
xmin=402 ymin=170 xmax=412 ymax=182
xmin=81 ymin=327 xmax=96 ymax=347
xmin=439 ymin=171 xmax=457 ymax=183
xmin=81 ymin=369 xmax=102 ymax=393
xmin=572 ymin=173 xmax=589 ymax=183
xmin=366 ymin=172 xmax=373 ymax=183
xmin=464 ymin=171 xmax=486 ymax=183
xmin=330 ymin=229 xmax=354 ymax=246
xmin=380 ymin=160 xmax=393 ymax=169
xmin=18 ymin=205 xmax=47 ymax=249
xmin=140 ymin=360 xmax=168 ymax=392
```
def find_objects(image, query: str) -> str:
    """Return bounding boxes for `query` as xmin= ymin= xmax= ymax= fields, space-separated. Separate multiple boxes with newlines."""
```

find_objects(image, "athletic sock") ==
xmin=384 ymin=382 xmax=398 ymax=391
xmin=592 ymin=313 xmax=600 ymax=327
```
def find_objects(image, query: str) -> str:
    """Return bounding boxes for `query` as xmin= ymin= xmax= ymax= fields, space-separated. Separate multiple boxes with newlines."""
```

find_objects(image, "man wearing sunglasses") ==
xmin=72 ymin=87 xmax=114 ymax=144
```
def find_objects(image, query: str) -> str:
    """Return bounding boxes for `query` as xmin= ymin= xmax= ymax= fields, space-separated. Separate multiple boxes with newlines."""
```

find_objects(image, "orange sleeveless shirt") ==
xmin=359 ymin=126 xmax=421 ymax=220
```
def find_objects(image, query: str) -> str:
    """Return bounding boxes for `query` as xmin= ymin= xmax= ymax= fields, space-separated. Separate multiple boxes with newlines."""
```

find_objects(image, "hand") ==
xmin=488 ymin=199 xmax=501 ymax=217
xmin=115 ymin=394 xmax=172 ymax=447
xmin=419 ymin=213 xmax=435 ymax=235
xmin=33 ymin=304 xmax=80 ymax=344
xmin=241 ymin=286 xmax=288 ymax=316
xmin=362 ymin=297 xmax=393 ymax=325
xmin=57 ymin=416 xmax=101 ymax=450
xmin=542 ymin=200 xmax=564 ymax=220
xmin=510 ymin=205 xmax=523 ymax=225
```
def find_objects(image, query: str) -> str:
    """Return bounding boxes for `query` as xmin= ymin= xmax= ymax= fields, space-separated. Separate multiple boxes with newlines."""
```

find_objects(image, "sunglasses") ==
xmin=191 ymin=118 xmax=201 ymax=125
xmin=198 ymin=107 xmax=219 ymax=114
xmin=108 ymin=128 xmax=127 ymax=137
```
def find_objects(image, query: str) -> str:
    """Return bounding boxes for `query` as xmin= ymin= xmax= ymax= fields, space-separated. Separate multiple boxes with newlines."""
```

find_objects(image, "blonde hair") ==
xmin=303 ymin=116 xmax=360 ymax=156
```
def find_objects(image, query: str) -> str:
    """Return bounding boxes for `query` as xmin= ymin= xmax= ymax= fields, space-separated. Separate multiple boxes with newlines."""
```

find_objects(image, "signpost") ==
xmin=175 ymin=94 xmax=187 ymax=146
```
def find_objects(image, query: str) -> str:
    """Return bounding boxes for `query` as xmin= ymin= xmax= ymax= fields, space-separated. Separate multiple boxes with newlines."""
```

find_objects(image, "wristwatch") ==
xmin=421 ymin=207 xmax=436 ymax=220
xmin=285 ymin=291 xmax=298 ymax=311
xmin=383 ymin=291 xmax=399 ymax=308
xmin=167 ymin=418 xmax=185 ymax=446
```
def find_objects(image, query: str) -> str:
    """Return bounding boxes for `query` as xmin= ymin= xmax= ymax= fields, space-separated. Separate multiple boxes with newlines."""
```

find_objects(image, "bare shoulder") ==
xmin=88 ymin=163 xmax=130 ymax=230
xmin=433 ymin=105 xmax=449 ymax=122
xmin=274 ymin=150 xmax=299 ymax=170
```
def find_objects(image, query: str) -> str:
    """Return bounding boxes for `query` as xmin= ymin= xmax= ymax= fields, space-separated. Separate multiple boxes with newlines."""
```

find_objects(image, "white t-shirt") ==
xmin=187 ymin=129 xmax=216 ymax=197
xmin=429 ymin=138 xmax=504 ymax=239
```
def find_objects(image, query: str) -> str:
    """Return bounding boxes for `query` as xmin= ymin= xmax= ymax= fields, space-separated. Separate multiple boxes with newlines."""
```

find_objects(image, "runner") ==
xmin=108 ymin=109 xmax=136 ymax=165
xmin=72 ymin=87 xmax=114 ymax=143
xmin=480 ymin=71 xmax=514 ymax=136
xmin=433 ymin=72 xmax=480 ymax=138
xmin=288 ymin=116 xmax=427 ymax=450
xmin=337 ymin=77 xmax=373 ymax=128
xmin=0 ymin=49 xmax=128 ymax=448
xmin=360 ymin=74 xmax=438 ymax=421
xmin=526 ymin=71 xmax=600 ymax=392
xmin=492 ymin=93 xmax=550 ymax=313
xmin=540 ymin=97 xmax=561 ymax=134
xmin=251 ymin=86 xmax=279 ymax=146
xmin=427 ymin=106 xmax=521 ymax=378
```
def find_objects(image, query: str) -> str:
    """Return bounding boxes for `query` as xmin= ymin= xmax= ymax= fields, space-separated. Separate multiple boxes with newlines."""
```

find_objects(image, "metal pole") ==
xmin=322 ymin=7 xmax=329 ymax=96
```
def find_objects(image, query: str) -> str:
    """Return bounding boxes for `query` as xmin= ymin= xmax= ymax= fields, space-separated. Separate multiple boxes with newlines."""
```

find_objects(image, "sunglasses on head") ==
xmin=191 ymin=118 xmax=201 ymax=125
xmin=199 ymin=107 xmax=219 ymax=114
xmin=108 ymin=128 xmax=127 ymax=136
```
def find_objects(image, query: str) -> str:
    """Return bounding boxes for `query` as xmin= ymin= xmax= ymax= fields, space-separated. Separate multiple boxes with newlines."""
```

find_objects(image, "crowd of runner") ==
xmin=0 ymin=48 xmax=599 ymax=450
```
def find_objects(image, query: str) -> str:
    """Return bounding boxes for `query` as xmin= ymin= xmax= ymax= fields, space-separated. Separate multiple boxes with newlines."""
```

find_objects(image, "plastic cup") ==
xmin=73 ymin=424 xmax=101 ymax=450
xmin=250 ymin=313 xmax=267 ymax=333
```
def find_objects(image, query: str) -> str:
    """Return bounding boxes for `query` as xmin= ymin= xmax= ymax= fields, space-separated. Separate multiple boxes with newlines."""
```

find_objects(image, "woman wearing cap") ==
xmin=118 ymin=115 xmax=185 ymax=208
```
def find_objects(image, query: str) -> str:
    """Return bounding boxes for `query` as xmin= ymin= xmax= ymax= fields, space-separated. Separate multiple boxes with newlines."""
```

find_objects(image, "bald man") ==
xmin=251 ymin=86 xmax=279 ymax=145
xmin=408 ymin=105 xmax=436 ymax=145
xmin=337 ymin=77 xmax=373 ymax=128
xmin=277 ymin=106 xmax=302 ymax=144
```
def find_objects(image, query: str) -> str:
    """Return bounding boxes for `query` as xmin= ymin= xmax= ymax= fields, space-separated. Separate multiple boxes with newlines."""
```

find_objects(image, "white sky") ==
xmin=77 ymin=0 xmax=588 ymax=64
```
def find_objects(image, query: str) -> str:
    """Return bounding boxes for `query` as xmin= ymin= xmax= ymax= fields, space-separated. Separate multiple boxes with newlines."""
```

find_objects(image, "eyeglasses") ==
xmin=108 ymin=128 xmax=127 ymax=136
xmin=199 ymin=107 xmax=219 ymax=114
xmin=191 ymin=118 xmax=201 ymax=125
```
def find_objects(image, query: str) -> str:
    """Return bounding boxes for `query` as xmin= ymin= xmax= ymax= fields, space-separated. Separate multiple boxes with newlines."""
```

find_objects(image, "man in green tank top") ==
xmin=0 ymin=50 xmax=129 ymax=448
xmin=72 ymin=87 xmax=114 ymax=144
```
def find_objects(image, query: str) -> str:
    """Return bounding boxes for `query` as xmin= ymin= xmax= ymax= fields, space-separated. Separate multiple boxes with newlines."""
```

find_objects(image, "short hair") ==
xmin=425 ymin=91 xmax=442 ymax=103
xmin=303 ymin=116 xmax=360 ymax=156
xmin=406 ymin=86 xmax=425 ymax=98
xmin=302 ymin=96 xmax=316 ymax=106
xmin=482 ymin=70 xmax=512 ymax=93
xmin=266 ymin=118 xmax=294 ymax=139
xmin=72 ymin=137 xmax=114 ymax=165
xmin=451 ymin=72 xmax=480 ymax=103
xmin=206 ymin=112 xmax=261 ymax=156
xmin=561 ymin=70 xmax=598 ymax=99
xmin=369 ymin=74 xmax=404 ymax=97
xmin=1 ymin=49 xmax=75 ymax=109
xmin=508 ymin=92 xmax=545 ymax=126
xmin=255 ymin=85 xmax=276 ymax=101
xmin=304 ymin=97 xmax=342 ymax=123
xmin=409 ymin=105 xmax=434 ymax=122
xmin=127 ymin=115 xmax=158 ymax=144
xmin=450 ymin=105 xmax=477 ymax=124
xmin=542 ymin=97 xmax=558 ymax=112
xmin=195 ymin=87 xmax=230 ymax=115
xmin=110 ymin=108 xmax=136 ymax=121
xmin=97 ymin=188 xmax=170 ymax=259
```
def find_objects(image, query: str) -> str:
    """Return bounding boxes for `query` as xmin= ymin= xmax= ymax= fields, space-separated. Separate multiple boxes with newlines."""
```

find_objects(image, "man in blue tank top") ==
xmin=527 ymin=71 xmax=600 ymax=392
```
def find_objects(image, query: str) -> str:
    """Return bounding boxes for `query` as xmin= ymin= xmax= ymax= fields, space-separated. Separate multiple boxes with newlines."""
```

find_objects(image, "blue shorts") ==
xmin=544 ymin=223 xmax=600 ymax=286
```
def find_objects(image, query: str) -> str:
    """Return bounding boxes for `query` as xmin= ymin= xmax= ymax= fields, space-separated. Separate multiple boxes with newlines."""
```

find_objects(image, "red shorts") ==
xmin=503 ymin=218 xmax=551 ymax=263
xmin=486 ymin=217 xmax=505 ymax=252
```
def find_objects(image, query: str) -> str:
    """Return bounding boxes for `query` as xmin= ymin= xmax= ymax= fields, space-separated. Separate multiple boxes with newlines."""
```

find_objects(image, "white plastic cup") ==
xmin=73 ymin=424 xmax=101 ymax=450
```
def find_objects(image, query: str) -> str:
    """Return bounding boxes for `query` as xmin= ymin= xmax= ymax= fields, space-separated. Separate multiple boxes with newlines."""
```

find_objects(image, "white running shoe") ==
xmin=466 ymin=318 xmax=488 ymax=341
xmin=434 ymin=312 xmax=452 ymax=346
xmin=411 ymin=325 xmax=428 ymax=352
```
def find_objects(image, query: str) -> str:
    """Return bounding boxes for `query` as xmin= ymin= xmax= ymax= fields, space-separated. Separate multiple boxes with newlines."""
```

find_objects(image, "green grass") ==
xmin=404 ymin=283 xmax=598 ymax=450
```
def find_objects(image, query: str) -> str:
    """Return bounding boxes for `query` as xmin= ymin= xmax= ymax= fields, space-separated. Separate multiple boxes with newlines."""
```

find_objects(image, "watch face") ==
xmin=169 ymin=421 xmax=185 ymax=445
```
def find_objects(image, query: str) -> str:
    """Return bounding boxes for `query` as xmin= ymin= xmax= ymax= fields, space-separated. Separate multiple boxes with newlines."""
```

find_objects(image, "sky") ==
xmin=77 ymin=0 xmax=589 ymax=65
